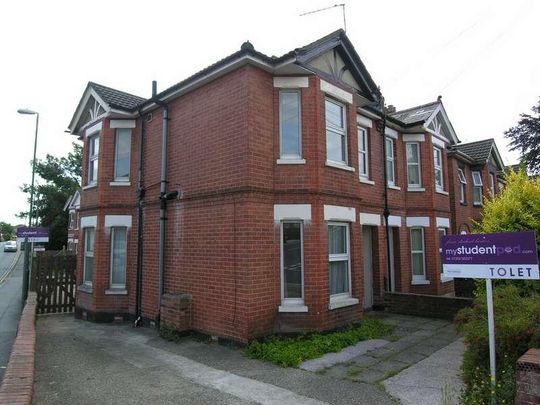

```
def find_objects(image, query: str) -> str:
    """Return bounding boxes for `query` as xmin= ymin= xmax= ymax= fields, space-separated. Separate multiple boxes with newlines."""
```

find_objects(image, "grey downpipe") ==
xmin=158 ymin=104 xmax=169 ymax=315
xmin=134 ymin=108 xmax=146 ymax=327
xmin=379 ymin=97 xmax=393 ymax=292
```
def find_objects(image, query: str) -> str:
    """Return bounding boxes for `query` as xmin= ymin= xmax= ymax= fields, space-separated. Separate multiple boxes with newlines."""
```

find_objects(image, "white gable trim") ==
xmin=357 ymin=115 xmax=373 ymax=128
xmin=359 ymin=213 xmax=381 ymax=226
xmin=69 ymin=87 xmax=111 ymax=134
xmin=274 ymin=204 xmax=312 ymax=222
xmin=402 ymin=134 xmax=425 ymax=142
xmin=320 ymin=79 xmax=353 ymax=104
xmin=324 ymin=205 xmax=356 ymax=222
xmin=406 ymin=216 xmax=430 ymax=227
xmin=273 ymin=77 xmax=309 ymax=88
xmin=110 ymin=119 xmax=136 ymax=129
xmin=80 ymin=216 xmax=97 ymax=229
xmin=104 ymin=215 xmax=132 ymax=228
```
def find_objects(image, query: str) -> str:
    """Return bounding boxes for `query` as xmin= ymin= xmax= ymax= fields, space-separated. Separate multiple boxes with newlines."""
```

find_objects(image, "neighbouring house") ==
xmin=66 ymin=30 xmax=507 ymax=343
xmin=64 ymin=189 xmax=81 ymax=253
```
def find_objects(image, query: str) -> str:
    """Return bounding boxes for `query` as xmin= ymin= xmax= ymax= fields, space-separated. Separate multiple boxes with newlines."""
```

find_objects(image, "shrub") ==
xmin=455 ymin=284 xmax=540 ymax=403
xmin=245 ymin=316 xmax=393 ymax=367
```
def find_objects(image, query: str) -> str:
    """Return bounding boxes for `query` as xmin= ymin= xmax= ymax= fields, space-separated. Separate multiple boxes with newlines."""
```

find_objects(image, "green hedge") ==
xmin=455 ymin=284 xmax=540 ymax=404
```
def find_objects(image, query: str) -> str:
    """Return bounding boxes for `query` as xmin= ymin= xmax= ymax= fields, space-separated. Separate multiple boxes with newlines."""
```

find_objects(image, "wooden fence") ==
xmin=31 ymin=251 xmax=77 ymax=314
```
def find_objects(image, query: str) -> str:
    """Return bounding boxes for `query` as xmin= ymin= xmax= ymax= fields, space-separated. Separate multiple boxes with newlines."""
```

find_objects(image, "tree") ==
xmin=505 ymin=98 xmax=540 ymax=175
xmin=0 ymin=222 xmax=15 ymax=241
xmin=19 ymin=142 xmax=82 ymax=250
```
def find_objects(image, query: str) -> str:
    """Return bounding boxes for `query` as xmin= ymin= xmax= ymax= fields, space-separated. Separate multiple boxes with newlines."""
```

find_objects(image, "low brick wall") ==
xmin=516 ymin=348 xmax=540 ymax=405
xmin=160 ymin=293 xmax=192 ymax=332
xmin=384 ymin=292 xmax=473 ymax=320
xmin=0 ymin=292 xmax=37 ymax=405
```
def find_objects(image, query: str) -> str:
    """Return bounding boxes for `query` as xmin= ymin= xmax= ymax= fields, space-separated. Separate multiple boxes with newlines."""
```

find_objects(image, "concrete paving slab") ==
xmin=300 ymin=339 xmax=388 ymax=371
xmin=391 ymin=350 xmax=426 ymax=365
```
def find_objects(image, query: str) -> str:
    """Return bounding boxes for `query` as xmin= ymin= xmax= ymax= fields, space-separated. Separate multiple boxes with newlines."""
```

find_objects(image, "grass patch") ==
xmin=244 ymin=316 xmax=393 ymax=367
xmin=346 ymin=366 xmax=363 ymax=377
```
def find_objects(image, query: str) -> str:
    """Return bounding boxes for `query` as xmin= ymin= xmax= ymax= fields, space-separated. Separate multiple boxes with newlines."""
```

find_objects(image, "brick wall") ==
xmin=0 ymin=292 xmax=37 ymax=405
xmin=384 ymin=291 xmax=473 ymax=320
xmin=516 ymin=349 xmax=540 ymax=405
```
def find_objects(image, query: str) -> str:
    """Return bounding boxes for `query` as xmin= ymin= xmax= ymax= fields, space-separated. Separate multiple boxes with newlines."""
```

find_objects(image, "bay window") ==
xmin=328 ymin=223 xmax=351 ymax=297
xmin=110 ymin=227 xmax=127 ymax=288
xmin=281 ymin=221 xmax=304 ymax=304
xmin=88 ymin=134 xmax=100 ymax=184
xmin=325 ymin=98 xmax=347 ymax=164
xmin=434 ymin=147 xmax=443 ymax=191
xmin=458 ymin=168 xmax=467 ymax=203
xmin=358 ymin=127 xmax=369 ymax=178
xmin=279 ymin=90 xmax=302 ymax=160
xmin=406 ymin=143 xmax=421 ymax=187
xmin=114 ymin=129 xmax=131 ymax=181
xmin=386 ymin=138 xmax=395 ymax=186
xmin=83 ymin=227 xmax=95 ymax=285
xmin=410 ymin=227 xmax=426 ymax=281
xmin=472 ymin=171 xmax=483 ymax=205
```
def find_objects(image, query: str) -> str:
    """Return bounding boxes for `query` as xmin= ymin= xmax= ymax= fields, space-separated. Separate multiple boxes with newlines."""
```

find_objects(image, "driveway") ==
xmin=34 ymin=313 xmax=464 ymax=404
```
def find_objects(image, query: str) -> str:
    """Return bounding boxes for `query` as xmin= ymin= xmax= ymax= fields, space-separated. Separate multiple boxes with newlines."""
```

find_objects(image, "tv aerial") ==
xmin=300 ymin=3 xmax=347 ymax=32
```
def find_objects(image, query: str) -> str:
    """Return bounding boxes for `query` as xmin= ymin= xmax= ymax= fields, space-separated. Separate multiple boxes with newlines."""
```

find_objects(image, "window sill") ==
xmin=105 ymin=288 xmax=128 ymax=295
xmin=440 ymin=276 xmax=453 ymax=283
xmin=473 ymin=203 xmax=483 ymax=207
xmin=407 ymin=187 xmax=425 ymax=192
xmin=388 ymin=185 xmax=401 ymax=191
xmin=82 ymin=184 xmax=97 ymax=191
xmin=460 ymin=202 xmax=468 ymax=206
xmin=278 ymin=304 xmax=308 ymax=313
xmin=411 ymin=279 xmax=431 ymax=286
xmin=277 ymin=158 xmax=306 ymax=165
xmin=325 ymin=161 xmax=355 ymax=172
xmin=436 ymin=189 xmax=449 ymax=196
xmin=329 ymin=296 xmax=359 ymax=310
xmin=359 ymin=178 xmax=375 ymax=185
xmin=110 ymin=181 xmax=131 ymax=186
xmin=77 ymin=284 xmax=93 ymax=294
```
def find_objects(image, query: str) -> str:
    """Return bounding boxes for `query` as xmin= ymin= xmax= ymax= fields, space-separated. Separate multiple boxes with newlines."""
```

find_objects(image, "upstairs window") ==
xmin=472 ymin=171 xmax=483 ymax=205
xmin=69 ymin=212 xmax=76 ymax=229
xmin=386 ymin=138 xmax=395 ymax=186
xmin=489 ymin=173 xmax=495 ymax=196
xmin=114 ymin=129 xmax=131 ymax=181
xmin=434 ymin=147 xmax=444 ymax=191
xmin=325 ymin=98 xmax=347 ymax=164
xmin=279 ymin=91 xmax=302 ymax=160
xmin=88 ymin=134 xmax=100 ymax=184
xmin=358 ymin=127 xmax=369 ymax=178
xmin=406 ymin=143 xmax=421 ymax=187
xmin=458 ymin=168 xmax=467 ymax=203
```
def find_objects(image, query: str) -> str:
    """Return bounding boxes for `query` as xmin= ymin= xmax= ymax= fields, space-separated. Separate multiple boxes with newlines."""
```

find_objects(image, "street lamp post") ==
xmin=17 ymin=108 xmax=39 ymax=303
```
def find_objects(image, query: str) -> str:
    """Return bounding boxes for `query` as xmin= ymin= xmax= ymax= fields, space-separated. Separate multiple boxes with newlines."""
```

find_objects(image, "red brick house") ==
xmin=67 ymin=30 xmax=506 ymax=342
xmin=64 ymin=189 xmax=80 ymax=253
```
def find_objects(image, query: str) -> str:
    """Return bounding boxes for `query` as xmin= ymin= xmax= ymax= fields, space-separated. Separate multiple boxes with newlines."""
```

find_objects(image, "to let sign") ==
xmin=442 ymin=231 xmax=539 ymax=280
xmin=16 ymin=227 xmax=49 ymax=243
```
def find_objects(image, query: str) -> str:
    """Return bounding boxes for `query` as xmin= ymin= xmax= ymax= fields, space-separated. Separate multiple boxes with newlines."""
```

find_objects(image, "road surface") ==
xmin=0 ymin=242 xmax=23 ymax=383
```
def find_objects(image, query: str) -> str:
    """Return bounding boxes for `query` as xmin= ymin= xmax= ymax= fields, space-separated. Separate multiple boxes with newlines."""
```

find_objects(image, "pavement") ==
xmin=34 ymin=312 xmax=465 ymax=405
xmin=0 ymin=245 xmax=23 ymax=383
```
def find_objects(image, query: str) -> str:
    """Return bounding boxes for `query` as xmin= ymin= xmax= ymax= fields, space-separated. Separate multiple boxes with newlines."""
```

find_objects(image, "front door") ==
xmin=362 ymin=226 xmax=374 ymax=309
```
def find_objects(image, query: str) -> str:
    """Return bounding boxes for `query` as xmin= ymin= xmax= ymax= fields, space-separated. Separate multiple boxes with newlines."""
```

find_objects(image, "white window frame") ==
xmin=406 ymin=142 xmax=422 ymax=187
xmin=328 ymin=222 xmax=351 ymax=299
xmin=280 ymin=221 xmax=305 ymax=307
xmin=325 ymin=98 xmax=348 ymax=165
xmin=386 ymin=137 xmax=395 ymax=186
xmin=279 ymin=90 xmax=302 ymax=160
xmin=358 ymin=126 xmax=369 ymax=178
xmin=410 ymin=227 xmax=426 ymax=281
xmin=458 ymin=168 xmax=467 ymax=204
xmin=489 ymin=173 xmax=495 ymax=196
xmin=83 ymin=227 xmax=95 ymax=286
xmin=110 ymin=227 xmax=127 ymax=289
xmin=114 ymin=128 xmax=131 ymax=182
xmin=434 ymin=147 xmax=444 ymax=191
xmin=87 ymin=133 xmax=100 ymax=185
xmin=472 ymin=171 xmax=483 ymax=205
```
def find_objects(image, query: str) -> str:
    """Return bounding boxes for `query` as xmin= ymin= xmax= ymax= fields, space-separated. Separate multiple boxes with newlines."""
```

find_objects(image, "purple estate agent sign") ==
xmin=16 ymin=227 xmax=49 ymax=243
xmin=442 ymin=231 xmax=539 ymax=280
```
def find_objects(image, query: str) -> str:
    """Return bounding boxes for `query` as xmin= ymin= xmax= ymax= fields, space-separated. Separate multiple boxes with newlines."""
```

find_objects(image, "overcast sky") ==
xmin=1 ymin=0 xmax=538 ymax=225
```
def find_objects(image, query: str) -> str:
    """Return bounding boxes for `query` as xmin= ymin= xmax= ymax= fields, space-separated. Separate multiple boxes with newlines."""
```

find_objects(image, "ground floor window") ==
xmin=328 ymin=222 xmax=350 ymax=297
xmin=281 ymin=221 xmax=303 ymax=304
xmin=410 ymin=227 xmax=426 ymax=281
xmin=438 ymin=227 xmax=447 ymax=274
xmin=110 ymin=227 xmax=127 ymax=288
xmin=83 ymin=228 xmax=95 ymax=285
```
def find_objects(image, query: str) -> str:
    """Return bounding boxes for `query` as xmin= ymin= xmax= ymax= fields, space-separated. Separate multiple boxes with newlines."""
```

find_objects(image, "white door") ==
xmin=362 ymin=226 xmax=373 ymax=309
xmin=388 ymin=228 xmax=396 ymax=292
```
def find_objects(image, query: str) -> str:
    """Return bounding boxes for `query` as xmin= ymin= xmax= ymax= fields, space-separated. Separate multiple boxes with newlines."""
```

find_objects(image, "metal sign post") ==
xmin=441 ymin=231 xmax=539 ymax=399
